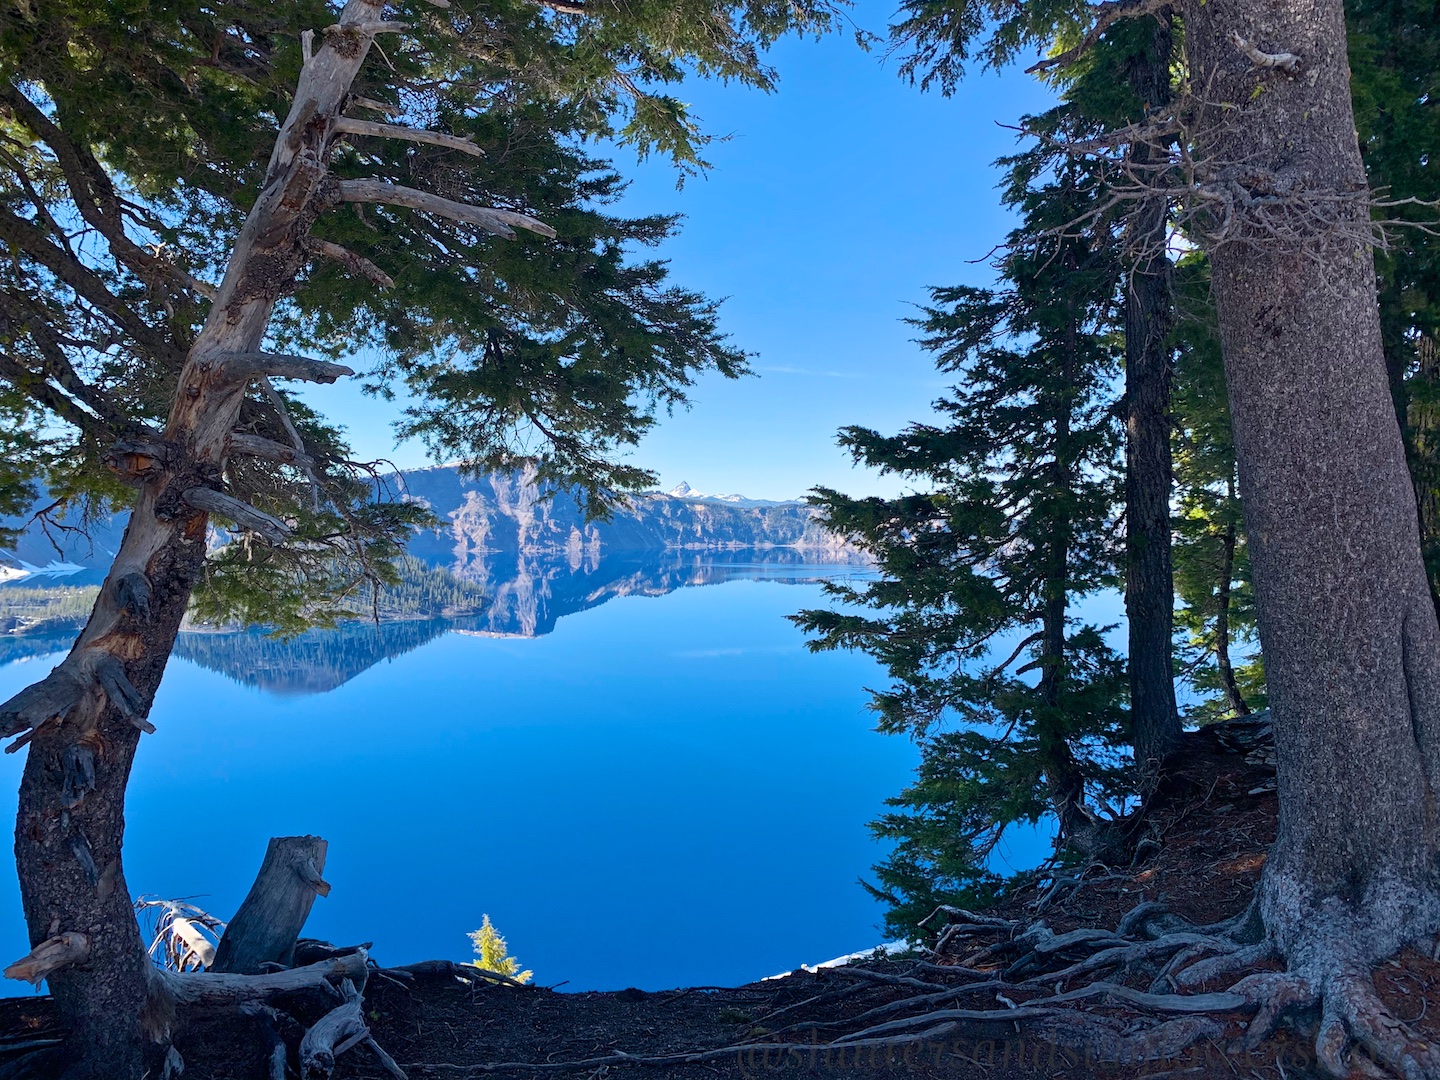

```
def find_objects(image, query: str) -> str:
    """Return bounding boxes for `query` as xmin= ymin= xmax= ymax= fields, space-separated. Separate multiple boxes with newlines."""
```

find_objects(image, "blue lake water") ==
xmin=0 ymin=567 xmax=933 ymax=992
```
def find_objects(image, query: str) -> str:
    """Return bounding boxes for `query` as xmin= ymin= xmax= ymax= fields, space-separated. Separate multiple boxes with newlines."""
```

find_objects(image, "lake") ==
xmin=0 ymin=562 xmax=923 ymax=992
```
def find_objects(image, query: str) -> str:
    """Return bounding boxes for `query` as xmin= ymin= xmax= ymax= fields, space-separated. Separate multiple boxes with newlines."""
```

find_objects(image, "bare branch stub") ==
xmin=114 ymin=572 xmax=154 ymax=623
xmin=1231 ymin=31 xmax=1300 ymax=73
xmin=93 ymin=653 xmax=150 ymax=730
xmin=0 ymin=663 xmax=90 ymax=743
xmin=4 ymin=932 xmax=89 ymax=985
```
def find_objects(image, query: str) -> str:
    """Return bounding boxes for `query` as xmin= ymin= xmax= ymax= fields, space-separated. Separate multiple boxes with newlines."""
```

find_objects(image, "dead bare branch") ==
xmin=215 ymin=352 xmax=354 ymax=385
xmin=1231 ymin=31 xmax=1300 ymax=73
xmin=304 ymin=237 xmax=395 ymax=288
xmin=336 ymin=180 xmax=557 ymax=239
xmin=182 ymin=487 xmax=293 ymax=545
xmin=1027 ymin=0 xmax=1172 ymax=75
xmin=332 ymin=118 xmax=484 ymax=157
xmin=4 ymin=933 xmax=89 ymax=985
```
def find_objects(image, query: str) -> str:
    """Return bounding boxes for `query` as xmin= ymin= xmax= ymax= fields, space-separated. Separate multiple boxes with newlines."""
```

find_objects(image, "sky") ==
xmin=305 ymin=3 xmax=1058 ymax=502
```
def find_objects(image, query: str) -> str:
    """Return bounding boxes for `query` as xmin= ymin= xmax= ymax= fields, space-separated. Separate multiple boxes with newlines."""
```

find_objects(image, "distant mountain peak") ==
xmin=665 ymin=482 xmax=753 ymax=504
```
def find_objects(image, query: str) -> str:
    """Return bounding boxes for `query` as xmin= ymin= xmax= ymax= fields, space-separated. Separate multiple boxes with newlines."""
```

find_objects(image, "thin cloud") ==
xmin=756 ymin=364 xmax=861 ymax=379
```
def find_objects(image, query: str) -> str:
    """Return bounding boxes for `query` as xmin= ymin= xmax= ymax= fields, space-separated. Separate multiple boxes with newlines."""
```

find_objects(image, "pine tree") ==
xmin=795 ymin=148 xmax=1129 ymax=934
xmin=469 ymin=915 xmax=533 ymax=985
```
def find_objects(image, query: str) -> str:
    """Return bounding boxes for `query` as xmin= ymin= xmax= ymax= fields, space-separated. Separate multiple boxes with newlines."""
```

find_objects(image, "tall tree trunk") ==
xmin=1039 ymin=310 xmax=1084 ymax=836
xmin=1 ymin=7 xmax=385 ymax=1074
xmin=1212 ymin=495 xmax=1250 ymax=718
xmin=1038 ymin=538 xmax=1085 ymax=836
xmin=1122 ymin=13 xmax=1182 ymax=786
xmin=1183 ymin=0 xmax=1440 ymax=993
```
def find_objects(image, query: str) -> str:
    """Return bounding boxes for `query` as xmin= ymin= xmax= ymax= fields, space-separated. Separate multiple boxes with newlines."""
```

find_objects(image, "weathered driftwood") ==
xmin=300 ymin=978 xmax=367 ymax=1079
xmin=153 ymin=950 xmax=368 ymax=1007
xmin=4 ymin=932 xmax=89 ymax=985
xmin=212 ymin=836 xmax=331 ymax=974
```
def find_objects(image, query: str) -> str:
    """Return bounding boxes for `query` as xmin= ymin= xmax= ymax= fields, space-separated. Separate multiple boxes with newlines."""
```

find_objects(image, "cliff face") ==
xmin=396 ymin=466 xmax=861 ymax=576
xmin=2 ymin=467 xmax=859 ymax=586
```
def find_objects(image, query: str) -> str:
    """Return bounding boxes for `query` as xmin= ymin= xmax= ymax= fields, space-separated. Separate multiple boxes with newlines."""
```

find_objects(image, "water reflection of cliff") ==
xmin=174 ymin=550 xmax=869 ymax=694
xmin=172 ymin=617 xmax=475 ymax=695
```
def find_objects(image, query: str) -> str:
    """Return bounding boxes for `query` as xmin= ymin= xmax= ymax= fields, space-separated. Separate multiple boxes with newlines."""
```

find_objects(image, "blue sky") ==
xmin=309 ymin=3 xmax=1058 ymax=501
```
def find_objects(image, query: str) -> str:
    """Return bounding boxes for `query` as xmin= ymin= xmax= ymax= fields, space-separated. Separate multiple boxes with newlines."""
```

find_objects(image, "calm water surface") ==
xmin=0 ymin=571 xmax=920 ymax=991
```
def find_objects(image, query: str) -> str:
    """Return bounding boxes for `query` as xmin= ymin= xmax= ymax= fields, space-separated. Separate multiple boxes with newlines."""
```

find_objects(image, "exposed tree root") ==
xmin=1313 ymin=968 xmax=1440 ymax=1080
xmin=378 ymin=888 xmax=1440 ymax=1080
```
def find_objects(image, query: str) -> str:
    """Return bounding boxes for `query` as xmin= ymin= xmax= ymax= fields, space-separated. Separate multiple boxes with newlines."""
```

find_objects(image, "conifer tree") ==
xmin=795 ymin=146 xmax=1129 ymax=932
xmin=469 ymin=915 xmax=533 ymax=984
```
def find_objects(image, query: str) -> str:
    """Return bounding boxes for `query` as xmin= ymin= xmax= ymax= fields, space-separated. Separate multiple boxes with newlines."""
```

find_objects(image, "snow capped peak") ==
xmin=666 ymin=482 xmax=754 ymax=503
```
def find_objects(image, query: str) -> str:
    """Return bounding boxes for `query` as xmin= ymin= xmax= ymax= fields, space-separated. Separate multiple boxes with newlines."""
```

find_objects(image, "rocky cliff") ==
xmin=2 ymin=467 xmax=859 ymax=587
xmin=396 ymin=465 xmax=861 ymax=579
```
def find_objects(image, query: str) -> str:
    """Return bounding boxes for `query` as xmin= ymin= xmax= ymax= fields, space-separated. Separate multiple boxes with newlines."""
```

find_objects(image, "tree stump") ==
xmin=212 ymin=836 xmax=331 ymax=974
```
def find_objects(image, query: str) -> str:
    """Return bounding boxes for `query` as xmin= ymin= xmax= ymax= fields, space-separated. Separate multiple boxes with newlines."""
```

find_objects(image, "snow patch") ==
xmin=762 ymin=941 xmax=915 ymax=981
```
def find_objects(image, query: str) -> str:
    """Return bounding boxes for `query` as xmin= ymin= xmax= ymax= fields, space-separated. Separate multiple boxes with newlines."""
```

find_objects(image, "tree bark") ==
xmin=2 ymin=5 xmax=389 ymax=1074
xmin=212 ymin=836 xmax=331 ymax=974
xmin=1122 ymin=13 xmax=1182 ymax=787
xmin=1182 ymin=0 xmax=1440 ymax=984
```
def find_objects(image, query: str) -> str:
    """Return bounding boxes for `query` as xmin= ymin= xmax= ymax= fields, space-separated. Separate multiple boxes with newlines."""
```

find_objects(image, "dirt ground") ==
xmin=2 ymin=723 xmax=1437 ymax=1080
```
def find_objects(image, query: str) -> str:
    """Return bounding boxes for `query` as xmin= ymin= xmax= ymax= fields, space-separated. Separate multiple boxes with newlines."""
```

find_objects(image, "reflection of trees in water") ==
xmin=174 ymin=551 xmax=870 ymax=694
xmin=172 ymin=618 xmax=470 ymax=694
xmin=0 ymin=630 xmax=76 ymax=668
xmin=461 ymin=548 xmax=868 ymax=640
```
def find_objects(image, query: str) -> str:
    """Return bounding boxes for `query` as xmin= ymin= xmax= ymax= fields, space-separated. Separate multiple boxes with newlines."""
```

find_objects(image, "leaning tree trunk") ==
xmin=1122 ymin=12 xmax=1182 ymax=788
xmin=0 ymin=7 xmax=386 ymax=1075
xmin=1182 ymin=0 xmax=1440 ymax=1020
